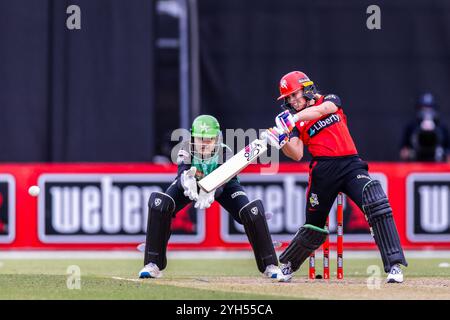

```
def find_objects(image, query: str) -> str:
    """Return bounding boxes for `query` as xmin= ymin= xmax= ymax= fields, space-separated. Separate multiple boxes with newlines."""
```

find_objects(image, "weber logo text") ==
xmin=38 ymin=174 xmax=205 ymax=243
xmin=407 ymin=174 xmax=450 ymax=242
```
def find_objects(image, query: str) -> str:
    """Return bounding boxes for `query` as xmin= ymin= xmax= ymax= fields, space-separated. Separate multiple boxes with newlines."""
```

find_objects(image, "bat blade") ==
xmin=198 ymin=138 xmax=267 ymax=192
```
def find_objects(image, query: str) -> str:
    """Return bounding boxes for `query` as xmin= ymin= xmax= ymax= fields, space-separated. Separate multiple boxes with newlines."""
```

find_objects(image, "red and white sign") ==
xmin=0 ymin=174 xmax=15 ymax=244
xmin=0 ymin=162 xmax=449 ymax=250
xmin=37 ymin=173 xmax=205 ymax=244
xmin=220 ymin=172 xmax=386 ymax=244
xmin=406 ymin=173 xmax=450 ymax=243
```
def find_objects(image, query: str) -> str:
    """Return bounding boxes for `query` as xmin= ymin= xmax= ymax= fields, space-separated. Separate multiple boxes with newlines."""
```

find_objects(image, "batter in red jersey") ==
xmin=264 ymin=71 xmax=408 ymax=283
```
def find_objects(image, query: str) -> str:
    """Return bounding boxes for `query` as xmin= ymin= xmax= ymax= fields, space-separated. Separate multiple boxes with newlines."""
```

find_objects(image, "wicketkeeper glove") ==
xmin=181 ymin=167 xmax=199 ymax=201
xmin=194 ymin=189 xmax=215 ymax=209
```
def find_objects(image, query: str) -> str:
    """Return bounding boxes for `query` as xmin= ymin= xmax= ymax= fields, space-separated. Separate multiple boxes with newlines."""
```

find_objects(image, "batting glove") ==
xmin=275 ymin=110 xmax=296 ymax=134
xmin=181 ymin=167 xmax=199 ymax=201
xmin=261 ymin=126 xmax=289 ymax=150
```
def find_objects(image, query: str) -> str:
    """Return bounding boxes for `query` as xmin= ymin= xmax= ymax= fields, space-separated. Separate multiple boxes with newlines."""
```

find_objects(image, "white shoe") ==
xmin=278 ymin=262 xmax=293 ymax=282
xmin=263 ymin=264 xmax=291 ymax=282
xmin=387 ymin=264 xmax=403 ymax=283
xmin=139 ymin=262 xmax=162 ymax=279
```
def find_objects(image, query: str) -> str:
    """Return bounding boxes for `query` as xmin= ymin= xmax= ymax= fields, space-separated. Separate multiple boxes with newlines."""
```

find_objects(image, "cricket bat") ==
xmin=198 ymin=113 xmax=301 ymax=193
xmin=198 ymin=138 xmax=267 ymax=192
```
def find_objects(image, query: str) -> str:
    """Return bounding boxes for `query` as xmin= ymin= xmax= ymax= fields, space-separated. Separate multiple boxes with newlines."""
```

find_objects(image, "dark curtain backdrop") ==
xmin=198 ymin=0 xmax=450 ymax=161
xmin=0 ymin=0 xmax=154 ymax=162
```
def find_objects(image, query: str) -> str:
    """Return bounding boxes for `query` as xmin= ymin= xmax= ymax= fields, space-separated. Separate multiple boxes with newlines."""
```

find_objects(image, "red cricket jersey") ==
xmin=293 ymin=94 xmax=358 ymax=157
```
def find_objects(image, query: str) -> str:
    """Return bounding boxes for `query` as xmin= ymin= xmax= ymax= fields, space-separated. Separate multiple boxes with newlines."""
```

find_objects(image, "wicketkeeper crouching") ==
xmin=138 ymin=115 xmax=289 ymax=281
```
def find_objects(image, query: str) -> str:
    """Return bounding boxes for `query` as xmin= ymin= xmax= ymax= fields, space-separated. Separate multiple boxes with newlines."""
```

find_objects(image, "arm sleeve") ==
xmin=323 ymin=94 xmax=342 ymax=108
xmin=177 ymin=163 xmax=191 ymax=178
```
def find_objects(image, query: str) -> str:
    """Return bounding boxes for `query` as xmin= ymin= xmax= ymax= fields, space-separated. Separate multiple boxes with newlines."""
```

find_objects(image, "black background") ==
xmin=198 ymin=0 xmax=450 ymax=161
xmin=1 ymin=0 xmax=449 ymax=162
xmin=0 ymin=0 xmax=155 ymax=162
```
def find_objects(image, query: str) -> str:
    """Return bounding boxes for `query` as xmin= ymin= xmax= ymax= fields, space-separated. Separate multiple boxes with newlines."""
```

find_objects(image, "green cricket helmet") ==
xmin=190 ymin=115 xmax=222 ymax=161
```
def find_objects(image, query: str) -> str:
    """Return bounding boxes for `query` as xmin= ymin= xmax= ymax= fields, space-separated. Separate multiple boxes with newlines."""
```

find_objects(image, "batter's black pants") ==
xmin=305 ymin=155 xmax=372 ymax=228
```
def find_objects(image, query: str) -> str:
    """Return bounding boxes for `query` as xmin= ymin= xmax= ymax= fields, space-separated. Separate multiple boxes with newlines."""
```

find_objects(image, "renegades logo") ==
xmin=308 ymin=114 xmax=341 ymax=138
xmin=244 ymin=141 xmax=263 ymax=162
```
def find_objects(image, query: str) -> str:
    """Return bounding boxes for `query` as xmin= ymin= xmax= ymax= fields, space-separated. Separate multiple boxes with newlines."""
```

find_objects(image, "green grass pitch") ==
xmin=0 ymin=257 xmax=449 ymax=300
